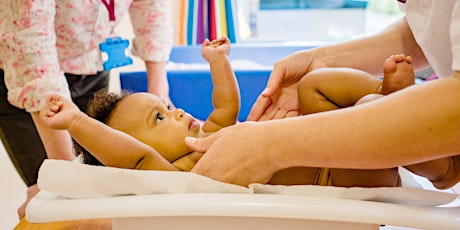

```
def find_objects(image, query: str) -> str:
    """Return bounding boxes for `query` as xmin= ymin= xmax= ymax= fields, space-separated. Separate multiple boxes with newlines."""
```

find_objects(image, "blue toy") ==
xmin=99 ymin=37 xmax=133 ymax=70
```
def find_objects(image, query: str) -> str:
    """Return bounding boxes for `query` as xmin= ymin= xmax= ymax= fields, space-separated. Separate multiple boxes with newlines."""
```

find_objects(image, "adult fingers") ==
xmin=257 ymin=104 xmax=279 ymax=121
xmin=248 ymin=61 xmax=287 ymax=120
xmin=247 ymin=94 xmax=272 ymax=121
xmin=185 ymin=134 xmax=221 ymax=153
xmin=273 ymin=108 xmax=288 ymax=120
xmin=286 ymin=110 xmax=300 ymax=118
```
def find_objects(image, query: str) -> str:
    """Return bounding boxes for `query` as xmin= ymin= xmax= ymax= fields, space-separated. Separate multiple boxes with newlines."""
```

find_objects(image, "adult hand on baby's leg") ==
xmin=248 ymin=82 xmax=300 ymax=121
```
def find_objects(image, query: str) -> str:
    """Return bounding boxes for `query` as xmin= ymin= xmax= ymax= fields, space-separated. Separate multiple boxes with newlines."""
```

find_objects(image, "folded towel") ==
xmin=38 ymin=160 xmax=458 ymax=206
xmin=38 ymin=159 xmax=250 ymax=198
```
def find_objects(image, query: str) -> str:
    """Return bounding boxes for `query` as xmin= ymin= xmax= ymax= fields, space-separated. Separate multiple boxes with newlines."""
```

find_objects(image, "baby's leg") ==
xmin=379 ymin=55 xmax=460 ymax=189
xmin=330 ymin=168 xmax=401 ymax=187
xmin=404 ymin=155 xmax=460 ymax=189
xmin=270 ymin=166 xmax=401 ymax=187
xmin=269 ymin=167 xmax=323 ymax=185
xmin=338 ymin=55 xmax=460 ymax=189
xmin=298 ymin=67 xmax=382 ymax=115
xmin=328 ymin=56 xmax=417 ymax=188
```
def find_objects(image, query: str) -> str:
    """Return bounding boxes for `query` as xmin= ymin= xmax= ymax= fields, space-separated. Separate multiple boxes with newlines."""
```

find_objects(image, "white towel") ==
xmin=38 ymin=159 xmax=250 ymax=198
xmin=38 ymin=159 xmax=458 ymax=206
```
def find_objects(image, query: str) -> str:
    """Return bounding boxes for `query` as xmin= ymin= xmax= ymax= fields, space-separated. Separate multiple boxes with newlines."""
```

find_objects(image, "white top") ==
xmin=404 ymin=0 xmax=460 ymax=77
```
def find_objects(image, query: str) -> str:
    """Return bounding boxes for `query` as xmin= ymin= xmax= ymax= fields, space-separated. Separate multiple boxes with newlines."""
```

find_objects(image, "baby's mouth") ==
xmin=189 ymin=119 xmax=200 ymax=130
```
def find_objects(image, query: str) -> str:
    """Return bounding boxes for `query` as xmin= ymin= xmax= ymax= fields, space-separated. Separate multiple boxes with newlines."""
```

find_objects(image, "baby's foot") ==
xmin=431 ymin=155 xmax=460 ymax=190
xmin=381 ymin=54 xmax=415 ymax=95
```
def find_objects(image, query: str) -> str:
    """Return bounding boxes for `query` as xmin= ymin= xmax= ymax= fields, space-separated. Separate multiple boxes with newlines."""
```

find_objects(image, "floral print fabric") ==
xmin=0 ymin=0 xmax=172 ymax=112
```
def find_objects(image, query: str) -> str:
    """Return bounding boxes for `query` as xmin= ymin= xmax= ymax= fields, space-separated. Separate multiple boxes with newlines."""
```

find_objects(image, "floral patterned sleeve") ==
xmin=452 ymin=1 xmax=460 ymax=72
xmin=129 ymin=0 xmax=173 ymax=62
xmin=1 ymin=0 xmax=70 ymax=112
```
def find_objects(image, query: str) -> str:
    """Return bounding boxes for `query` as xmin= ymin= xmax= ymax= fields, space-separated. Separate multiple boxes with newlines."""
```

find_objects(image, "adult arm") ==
xmin=130 ymin=0 xmax=173 ymax=101
xmin=189 ymin=72 xmax=460 ymax=186
xmin=31 ymin=113 xmax=74 ymax=160
xmin=145 ymin=60 xmax=169 ymax=100
xmin=2 ymin=0 xmax=75 ymax=161
xmin=248 ymin=17 xmax=429 ymax=121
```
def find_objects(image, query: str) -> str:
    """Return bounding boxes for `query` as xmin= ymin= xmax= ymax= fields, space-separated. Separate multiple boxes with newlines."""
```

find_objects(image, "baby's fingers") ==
xmin=44 ymin=109 xmax=56 ymax=117
xmin=48 ymin=101 xmax=63 ymax=112
xmin=202 ymin=39 xmax=210 ymax=46
xmin=45 ymin=94 xmax=64 ymax=104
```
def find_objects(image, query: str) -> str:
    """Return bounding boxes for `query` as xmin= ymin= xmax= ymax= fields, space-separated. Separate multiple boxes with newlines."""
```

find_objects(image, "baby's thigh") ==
xmin=298 ymin=68 xmax=381 ymax=112
xmin=330 ymin=168 xmax=401 ymax=187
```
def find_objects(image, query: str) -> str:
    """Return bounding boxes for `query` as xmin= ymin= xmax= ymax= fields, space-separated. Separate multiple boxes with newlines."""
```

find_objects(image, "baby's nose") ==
xmin=175 ymin=109 xmax=185 ymax=120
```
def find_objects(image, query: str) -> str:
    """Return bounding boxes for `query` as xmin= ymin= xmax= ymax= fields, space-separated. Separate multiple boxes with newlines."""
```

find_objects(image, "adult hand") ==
xmin=187 ymin=122 xmax=281 ymax=186
xmin=247 ymin=50 xmax=327 ymax=121
xmin=17 ymin=184 xmax=40 ymax=220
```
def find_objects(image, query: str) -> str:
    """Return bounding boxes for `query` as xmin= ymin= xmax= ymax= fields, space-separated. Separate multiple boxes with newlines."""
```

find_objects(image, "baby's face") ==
xmin=107 ymin=93 xmax=203 ymax=162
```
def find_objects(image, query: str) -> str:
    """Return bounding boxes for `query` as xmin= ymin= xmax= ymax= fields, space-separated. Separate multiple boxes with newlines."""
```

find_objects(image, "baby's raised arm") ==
xmin=201 ymin=37 xmax=240 ymax=132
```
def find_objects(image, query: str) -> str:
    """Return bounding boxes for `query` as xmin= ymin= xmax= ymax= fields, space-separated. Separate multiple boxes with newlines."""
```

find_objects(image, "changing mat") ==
xmin=38 ymin=160 xmax=459 ymax=207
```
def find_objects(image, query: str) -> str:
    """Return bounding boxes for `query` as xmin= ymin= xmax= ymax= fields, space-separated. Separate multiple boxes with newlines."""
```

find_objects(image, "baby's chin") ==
xmin=195 ymin=128 xmax=206 ymax=138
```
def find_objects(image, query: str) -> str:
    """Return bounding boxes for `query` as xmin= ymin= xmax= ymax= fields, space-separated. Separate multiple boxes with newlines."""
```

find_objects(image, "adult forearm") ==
xmin=145 ymin=61 xmax=167 ymax=80
xmin=31 ymin=112 xmax=75 ymax=161
xmin=269 ymin=73 xmax=460 ymax=170
xmin=145 ymin=61 xmax=168 ymax=94
xmin=318 ymin=17 xmax=428 ymax=75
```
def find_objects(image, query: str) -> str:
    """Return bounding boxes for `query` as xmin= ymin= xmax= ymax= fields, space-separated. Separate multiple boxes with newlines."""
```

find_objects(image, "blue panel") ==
xmin=119 ymin=71 xmax=147 ymax=93
xmin=259 ymin=0 xmax=368 ymax=10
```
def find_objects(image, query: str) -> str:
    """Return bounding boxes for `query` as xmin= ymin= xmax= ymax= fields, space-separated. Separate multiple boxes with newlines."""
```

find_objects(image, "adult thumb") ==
xmin=185 ymin=134 xmax=219 ymax=153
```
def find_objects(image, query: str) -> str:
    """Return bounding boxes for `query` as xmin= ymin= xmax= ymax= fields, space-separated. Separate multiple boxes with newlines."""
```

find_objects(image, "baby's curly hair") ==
xmin=73 ymin=90 xmax=131 ymax=165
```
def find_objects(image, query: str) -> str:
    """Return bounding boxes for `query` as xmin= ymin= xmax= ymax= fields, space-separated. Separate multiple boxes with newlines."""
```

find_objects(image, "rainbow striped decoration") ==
xmin=174 ymin=0 xmax=239 ymax=45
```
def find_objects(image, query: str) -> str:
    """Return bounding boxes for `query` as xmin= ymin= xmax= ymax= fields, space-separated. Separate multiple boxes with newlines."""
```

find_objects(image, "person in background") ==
xmin=0 ymin=0 xmax=173 ymax=219
xmin=187 ymin=0 xmax=460 ymax=189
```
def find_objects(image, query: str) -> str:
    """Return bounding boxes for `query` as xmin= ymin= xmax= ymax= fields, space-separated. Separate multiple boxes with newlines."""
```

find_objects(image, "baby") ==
xmin=41 ymin=37 xmax=239 ymax=172
xmin=41 ymin=38 xmax=415 ymax=187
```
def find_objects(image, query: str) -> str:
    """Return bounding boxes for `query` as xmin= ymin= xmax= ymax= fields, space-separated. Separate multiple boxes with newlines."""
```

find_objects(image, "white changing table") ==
xmin=26 ymin=191 xmax=460 ymax=230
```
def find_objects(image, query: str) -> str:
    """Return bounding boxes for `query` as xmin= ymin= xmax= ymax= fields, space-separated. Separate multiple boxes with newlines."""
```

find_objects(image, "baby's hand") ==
xmin=201 ymin=37 xmax=231 ymax=62
xmin=40 ymin=94 xmax=81 ymax=130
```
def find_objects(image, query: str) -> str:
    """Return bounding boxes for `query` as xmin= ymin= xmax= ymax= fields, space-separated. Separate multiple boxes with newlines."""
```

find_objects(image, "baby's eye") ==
xmin=155 ymin=113 xmax=165 ymax=123
xmin=166 ymin=104 xmax=172 ymax=110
